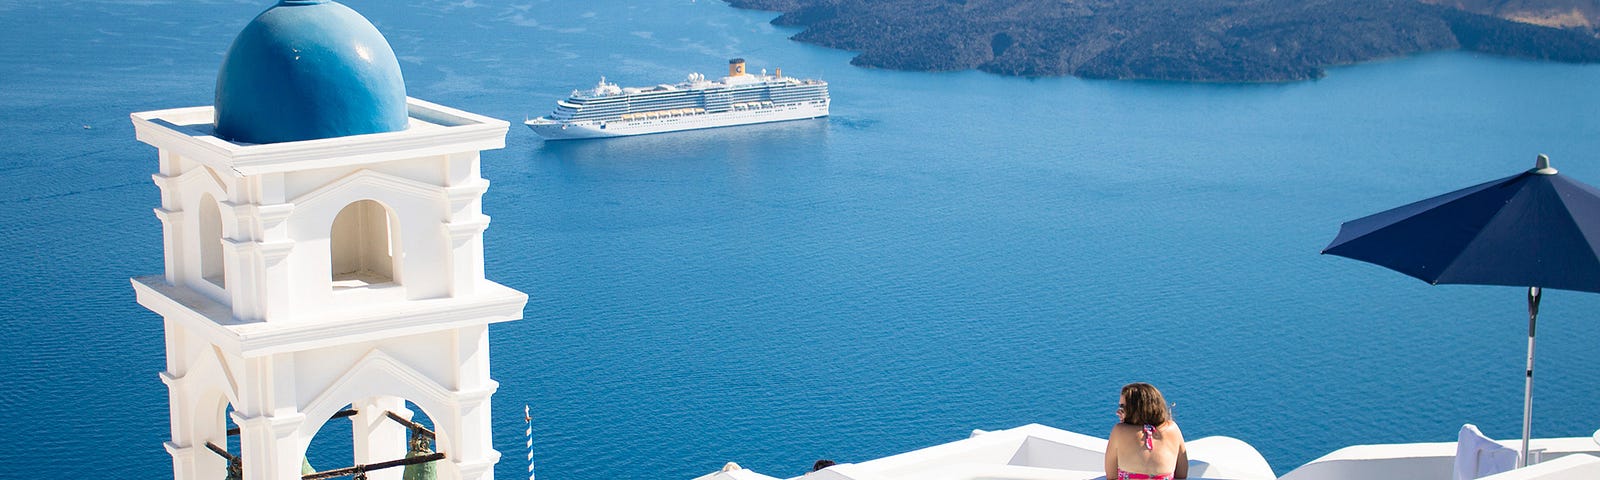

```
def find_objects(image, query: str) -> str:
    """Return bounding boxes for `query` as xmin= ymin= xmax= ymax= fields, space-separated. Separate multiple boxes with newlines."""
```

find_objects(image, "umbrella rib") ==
xmin=1542 ymin=185 xmax=1600 ymax=290
xmin=1431 ymin=178 xmax=1600 ymax=291
xmin=1360 ymin=177 xmax=1523 ymax=285
xmin=1325 ymin=175 xmax=1516 ymax=254
xmin=1429 ymin=201 xmax=1515 ymax=285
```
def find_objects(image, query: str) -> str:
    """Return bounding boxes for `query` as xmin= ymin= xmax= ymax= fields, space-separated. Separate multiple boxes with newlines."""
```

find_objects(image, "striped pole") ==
xmin=525 ymin=405 xmax=536 ymax=480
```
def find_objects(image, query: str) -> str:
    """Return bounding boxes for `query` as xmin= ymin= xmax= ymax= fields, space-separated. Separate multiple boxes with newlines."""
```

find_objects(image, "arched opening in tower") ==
xmin=193 ymin=398 xmax=240 ymax=480
xmin=330 ymin=199 xmax=401 ymax=288
xmin=197 ymin=193 xmax=226 ymax=289
xmin=303 ymin=399 xmax=443 ymax=480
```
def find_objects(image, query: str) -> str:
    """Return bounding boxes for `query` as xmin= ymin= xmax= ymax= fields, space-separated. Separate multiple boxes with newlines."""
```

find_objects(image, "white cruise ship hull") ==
xmin=526 ymin=100 xmax=828 ymax=140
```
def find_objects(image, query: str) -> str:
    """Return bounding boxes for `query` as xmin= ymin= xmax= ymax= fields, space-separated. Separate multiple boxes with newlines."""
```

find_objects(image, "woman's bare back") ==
xmin=1110 ymin=422 xmax=1185 ymax=477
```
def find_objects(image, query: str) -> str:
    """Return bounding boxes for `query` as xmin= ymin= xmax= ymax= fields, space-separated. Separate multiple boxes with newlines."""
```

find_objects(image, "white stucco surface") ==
xmin=694 ymin=424 xmax=1274 ymax=480
xmin=696 ymin=425 xmax=1600 ymax=480
xmin=133 ymin=98 xmax=525 ymax=480
xmin=1277 ymin=436 xmax=1598 ymax=480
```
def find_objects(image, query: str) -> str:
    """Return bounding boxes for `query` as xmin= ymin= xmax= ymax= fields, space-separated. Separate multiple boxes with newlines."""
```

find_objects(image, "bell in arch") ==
xmin=401 ymin=428 xmax=437 ymax=480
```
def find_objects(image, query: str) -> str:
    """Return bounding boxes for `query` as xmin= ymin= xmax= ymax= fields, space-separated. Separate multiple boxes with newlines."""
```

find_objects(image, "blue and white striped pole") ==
xmin=524 ymin=405 xmax=536 ymax=480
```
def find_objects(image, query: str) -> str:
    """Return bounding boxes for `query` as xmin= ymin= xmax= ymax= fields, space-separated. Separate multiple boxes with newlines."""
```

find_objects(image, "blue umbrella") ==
xmin=1323 ymin=154 xmax=1600 ymax=467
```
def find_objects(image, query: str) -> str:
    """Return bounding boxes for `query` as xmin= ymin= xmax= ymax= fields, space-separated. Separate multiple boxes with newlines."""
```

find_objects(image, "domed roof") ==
xmin=214 ymin=0 xmax=408 ymax=144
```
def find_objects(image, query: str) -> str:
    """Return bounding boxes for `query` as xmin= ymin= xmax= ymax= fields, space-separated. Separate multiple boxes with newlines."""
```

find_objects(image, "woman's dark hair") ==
xmin=813 ymin=459 xmax=836 ymax=471
xmin=1120 ymin=382 xmax=1172 ymax=426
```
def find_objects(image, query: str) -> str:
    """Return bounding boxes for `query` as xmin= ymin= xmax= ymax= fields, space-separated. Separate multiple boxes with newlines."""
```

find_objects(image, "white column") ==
xmin=442 ymin=152 xmax=488 ymax=298
xmin=352 ymin=396 xmax=410 ymax=480
xmin=162 ymin=322 xmax=222 ymax=480
xmin=252 ymin=174 xmax=297 ymax=322
xmin=162 ymin=367 xmax=213 ymax=480
xmin=444 ymin=217 xmax=488 ymax=297
xmin=165 ymin=442 xmax=205 ymax=480
xmin=154 ymin=208 xmax=184 ymax=285
xmin=234 ymin=410 xmax=307 ymax=480
xmin=442 ymin=152 xmax=481 ymax=188
xmin=453 ymin=325 xmax=490 ymax=391
xmin=445 ymin=381 xmax=499 ymax=480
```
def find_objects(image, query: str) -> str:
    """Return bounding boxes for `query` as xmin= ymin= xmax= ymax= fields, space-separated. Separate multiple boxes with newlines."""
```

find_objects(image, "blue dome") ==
xmin=214 ymin=0 xmax=408 ymax=144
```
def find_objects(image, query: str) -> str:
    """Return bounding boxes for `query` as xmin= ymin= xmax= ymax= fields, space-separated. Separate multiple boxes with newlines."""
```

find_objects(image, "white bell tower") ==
xmin=129 ymin=2 xmax=526 ymax=480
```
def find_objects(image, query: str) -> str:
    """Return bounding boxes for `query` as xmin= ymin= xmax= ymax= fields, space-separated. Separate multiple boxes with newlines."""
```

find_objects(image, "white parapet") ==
xmin=693 ymin=424 xmax=1274 ymax=480
xmin=1480 ymin=454 xmax=1600 ymax=479
xmin=1187 ymin=436 xmax=1276 ymax=479
xmin=1279 ymin=437 xmax=1600 ymax=480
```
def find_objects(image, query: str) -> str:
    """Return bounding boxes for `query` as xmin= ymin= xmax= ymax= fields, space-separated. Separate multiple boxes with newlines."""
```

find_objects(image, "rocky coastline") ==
xmin=725 ymin=0 xmax=1600 ymax=82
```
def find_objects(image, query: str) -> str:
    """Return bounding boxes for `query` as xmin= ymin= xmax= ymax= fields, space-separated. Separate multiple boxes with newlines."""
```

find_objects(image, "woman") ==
xmin=1105 ymin=383 xmax=1188 ymax=480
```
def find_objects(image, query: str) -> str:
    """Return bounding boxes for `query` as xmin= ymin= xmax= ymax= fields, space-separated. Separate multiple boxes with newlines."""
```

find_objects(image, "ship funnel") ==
xmin=729 ymin=58 xmax=746 ymax=76
xmin=775 ymin=67 xmax=782 ymax=78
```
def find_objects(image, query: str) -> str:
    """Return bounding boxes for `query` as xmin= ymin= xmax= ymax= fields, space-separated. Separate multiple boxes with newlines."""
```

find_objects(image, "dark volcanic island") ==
xmin=724 ymin=0 xmax=1600 ymax=82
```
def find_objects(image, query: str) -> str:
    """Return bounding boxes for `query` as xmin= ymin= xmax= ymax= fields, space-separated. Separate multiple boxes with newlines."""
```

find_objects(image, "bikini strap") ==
xmin=1141 ymin=424 xmax=1155 ymax=450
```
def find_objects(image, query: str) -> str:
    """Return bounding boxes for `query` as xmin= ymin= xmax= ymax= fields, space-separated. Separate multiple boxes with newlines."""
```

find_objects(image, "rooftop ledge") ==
xmin=129 ymin=97 xmax=510 ymax=177
xmin=131 ymin=275 xmax=528 ymax=357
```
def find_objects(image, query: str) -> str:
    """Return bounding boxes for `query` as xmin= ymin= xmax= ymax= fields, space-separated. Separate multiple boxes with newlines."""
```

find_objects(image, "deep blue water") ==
xmin=3 ymin=1 xmax=1600 ymax=479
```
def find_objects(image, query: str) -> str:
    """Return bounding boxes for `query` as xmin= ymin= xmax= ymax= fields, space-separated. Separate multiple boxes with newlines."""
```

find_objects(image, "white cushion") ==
xmin=1455 ymin=424 xmax=1519 ymax=480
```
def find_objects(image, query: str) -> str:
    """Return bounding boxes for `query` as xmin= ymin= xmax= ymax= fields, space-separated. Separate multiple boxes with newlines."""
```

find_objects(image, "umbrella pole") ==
xmin=1520 ymin=286 xmax=1541 ymax=468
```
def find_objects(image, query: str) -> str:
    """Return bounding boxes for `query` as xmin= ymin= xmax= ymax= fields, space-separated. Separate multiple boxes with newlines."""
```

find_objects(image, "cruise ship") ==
xmin=525 ymin=58 xmax=829 ymax=140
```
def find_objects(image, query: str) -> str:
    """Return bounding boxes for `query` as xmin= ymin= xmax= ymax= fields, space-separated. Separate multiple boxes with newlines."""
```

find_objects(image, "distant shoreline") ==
xmin=725 ymin=0 xmax=1600 ymax=83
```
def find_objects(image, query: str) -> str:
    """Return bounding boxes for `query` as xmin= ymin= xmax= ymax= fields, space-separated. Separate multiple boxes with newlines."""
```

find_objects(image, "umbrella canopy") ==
xmin=1323 ymin=154 xmax=1600 ymax=468
xmin=1324 ymin=155 xmax=1600 ymax=292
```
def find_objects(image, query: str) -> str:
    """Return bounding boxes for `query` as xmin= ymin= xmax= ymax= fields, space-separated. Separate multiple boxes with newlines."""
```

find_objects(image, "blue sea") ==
xmin=3 ymin=1 xmax=1600 ymax=479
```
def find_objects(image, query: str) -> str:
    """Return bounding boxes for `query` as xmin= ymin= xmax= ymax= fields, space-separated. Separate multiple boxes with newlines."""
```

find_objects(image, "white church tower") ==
xmin=129 ymin=2 xmax=527 ymax=480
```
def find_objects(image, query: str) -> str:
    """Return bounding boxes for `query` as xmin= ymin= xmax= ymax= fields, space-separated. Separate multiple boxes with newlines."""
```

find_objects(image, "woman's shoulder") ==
xmin=1160 ymin=421 xmax=1185 ymax=440
xmin=1109 ymin=422 xmax=1140 ymax=437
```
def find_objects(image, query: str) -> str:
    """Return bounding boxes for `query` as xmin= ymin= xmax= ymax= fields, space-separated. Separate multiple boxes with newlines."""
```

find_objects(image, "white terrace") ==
xmin=693 ymin=424 xmax=1600 ymax=480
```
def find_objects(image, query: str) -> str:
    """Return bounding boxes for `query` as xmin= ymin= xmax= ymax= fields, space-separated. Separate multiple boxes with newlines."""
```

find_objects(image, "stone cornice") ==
xmin=444 ymin=179 xmax=490 ymax=213
xmin=290 ymin=168 xmax=443 ymax=210
xmin=231 ymin=410 xmax=306 ymax=437
xmin=132 ymin=276 xmax=527 ymax=358
xmin=164 ymin=441 xmax=198 ymax=458
xmin=445 ymin=381 xmax=498 ymax=409
xmin=446 ymin=217 xmax=491 ymax=247
xmin=154 ymin=208 xmax=181 ymax=224
xmin=131 ymin=97 xmax=509 ymax=177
